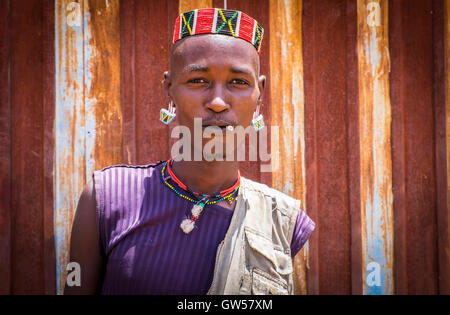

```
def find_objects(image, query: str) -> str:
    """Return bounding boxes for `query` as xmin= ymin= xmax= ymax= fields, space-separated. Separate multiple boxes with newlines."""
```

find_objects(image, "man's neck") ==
xmin=170 ymin=159 xmax=240 ymax=196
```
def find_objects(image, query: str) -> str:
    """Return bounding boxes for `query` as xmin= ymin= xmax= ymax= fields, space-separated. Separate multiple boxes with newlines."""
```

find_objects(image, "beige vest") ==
xmin=207 ymin=176 xmax=300 ymax=295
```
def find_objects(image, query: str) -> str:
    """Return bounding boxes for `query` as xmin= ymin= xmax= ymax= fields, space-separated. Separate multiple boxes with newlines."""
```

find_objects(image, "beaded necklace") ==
xmin=161 ymin=158 xmax=240 ymax=234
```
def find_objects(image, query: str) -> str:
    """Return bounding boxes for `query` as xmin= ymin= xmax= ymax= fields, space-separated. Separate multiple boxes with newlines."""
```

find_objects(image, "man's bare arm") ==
xmin=64 ymin=180 xmax=104 ymax=294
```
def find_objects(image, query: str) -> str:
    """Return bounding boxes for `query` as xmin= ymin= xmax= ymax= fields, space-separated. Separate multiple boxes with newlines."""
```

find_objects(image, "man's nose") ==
xmin=205 ymin=85 xmax=230 ymax=113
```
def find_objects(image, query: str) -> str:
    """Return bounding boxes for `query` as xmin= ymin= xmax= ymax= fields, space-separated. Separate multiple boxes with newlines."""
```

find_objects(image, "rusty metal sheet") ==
xmin=120 ymin=0 xmax=137 ymax=164
xmin=55 ymin=0 xmax=86 ymax=294
xmin=303 ymin=0 xmax=353 ymax=294
xmin=345 ymin=0 xmax=364 ymax=295
xmin=390 ymin=0 xmax=439 ymax=294
xmin=8 ymin=0 xmax=54 ymax=293
xmin=446 ymin=0 xmax=450 ymax=249
xmin=268 ymin=0 xmax=308 ymax=295
xmin=121 ymin=0 xmax=179 ymax=165
xmin=132 ymin=0 xmax=172 ymax=164
xmin=0 ymin=0 xmax=56 ymax=295
xmin=0 ymin=0 xmax=11 ymax=295
xmin=43 ymin=0 xmax=57 ymax=294
xmin=87 ymin=0 xmax=123 ymax=171
xmin=55 ymin=0 xmax=122 ymax=294
xmin=443 ymin=0 xmax=450 ymax=294
xmin=357 ymin=0 xmax=394 ymax=295
xmin=432 ymin=0 xmax=450 ymax=295
xmin=179 ymin=0 xmax=212 ymax=13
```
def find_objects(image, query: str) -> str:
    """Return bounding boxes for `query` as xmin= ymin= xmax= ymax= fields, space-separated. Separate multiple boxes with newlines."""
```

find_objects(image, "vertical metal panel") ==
xmin=390 ymin=0 xmax=439 ymax=294
xmin=303 ymin=0 xmax=353 ymax=294
xmin=9 ymin=0 xmax=51 ymax=293
xmin=0 ymin=0 xmax=11 ymax=295
xmin=121 ymin=0 xmax=179 ymax=165
xmin=446 ymin=0 xmax=450 ymax=263
xmin=168 ymin=0 xmax=181 ymax=157
xmin=432 ymin=0 xmax=449 ymax=295
xmin=133 ymin=0 xmax=171 ymax=164
xmin=55 ymin=0 xmax=121 ymax=294
xmin=43 ymin=0 xmax=57 ymax=294
xmin=55 ymin=0 xmax=86 ymax=294
xmin=179 ymin=0 xmax=212 ymax=12
xmin=87 ymin=0 xmax=122 ymax=172
xmin=268 ymin=0 xmax=308 ymax=295
xmin=357 ymin=0 xmax=394 ymax=295
xmin=441 ymin=0 xmax=450 ymax=294
xmin=346 ymin=0 xmax=364 ymax=295
xmin=0 ymin=0 xmax=55 ymax=295
xmin=120 ymin=0 xmax=136 ymax=164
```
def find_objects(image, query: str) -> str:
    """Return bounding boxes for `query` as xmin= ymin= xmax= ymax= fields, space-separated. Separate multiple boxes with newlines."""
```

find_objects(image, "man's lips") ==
xmin=202 ymin=125 xmax=228 ymax=129
xmin=202 ymin=121 xmax=235 ymax=128
xmin=201 ymin=121 xmax=236 ymax=138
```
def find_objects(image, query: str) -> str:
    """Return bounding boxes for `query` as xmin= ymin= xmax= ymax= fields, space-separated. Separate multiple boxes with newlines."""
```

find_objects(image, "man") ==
xmin=64 ymin=8 xmax=314 ymax=295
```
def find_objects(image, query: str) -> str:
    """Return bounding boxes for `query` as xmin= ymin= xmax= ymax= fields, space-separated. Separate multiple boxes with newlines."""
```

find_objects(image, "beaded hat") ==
xmin=173 ymin=8 xmax=264 ymax=54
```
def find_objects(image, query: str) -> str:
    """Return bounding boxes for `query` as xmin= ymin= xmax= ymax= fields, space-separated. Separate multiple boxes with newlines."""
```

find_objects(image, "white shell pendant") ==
xmin=180 ymin=218 xmax=195 ymax=234
xmin=191 ymin=203 xmax=203 ymax=217
xmin=180 ymin=198 xmax=208 ymax=234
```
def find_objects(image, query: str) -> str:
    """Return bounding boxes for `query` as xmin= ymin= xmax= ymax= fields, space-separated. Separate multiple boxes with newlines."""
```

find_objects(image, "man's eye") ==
xmin=230 ymin=79 xmax=249 ymax=85
xmin=188 ymin=78 xmax=208 ymax=84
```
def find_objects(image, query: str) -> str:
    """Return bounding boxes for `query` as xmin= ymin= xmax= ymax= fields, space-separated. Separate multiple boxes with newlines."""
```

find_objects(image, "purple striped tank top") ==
xmin=93 ymin=161 xmax=315 ymax=295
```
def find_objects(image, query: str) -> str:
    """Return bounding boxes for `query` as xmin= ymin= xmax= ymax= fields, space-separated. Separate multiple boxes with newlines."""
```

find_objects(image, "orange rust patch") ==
xmin=269 ymin=0 xmax=307 ymax=295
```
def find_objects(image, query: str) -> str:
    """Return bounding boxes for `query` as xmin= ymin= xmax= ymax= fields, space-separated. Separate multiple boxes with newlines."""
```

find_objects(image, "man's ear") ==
xmin=163 ymin=71 xmax=171 ymax=101
xmin=258 ymin=75 xmax=266 ymax=103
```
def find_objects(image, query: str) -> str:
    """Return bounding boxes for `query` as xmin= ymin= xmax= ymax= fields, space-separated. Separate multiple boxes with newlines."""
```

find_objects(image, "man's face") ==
xmin=164 ymin=34 xmax=265 ymax=159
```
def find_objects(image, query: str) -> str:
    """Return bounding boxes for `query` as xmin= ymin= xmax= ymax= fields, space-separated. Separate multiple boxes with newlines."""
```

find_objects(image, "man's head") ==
xmin=163 ymin=9 xmax=265 ymax=160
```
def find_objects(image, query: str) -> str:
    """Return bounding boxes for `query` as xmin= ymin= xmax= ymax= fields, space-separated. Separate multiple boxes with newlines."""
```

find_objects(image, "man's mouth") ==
xmin=202 ymin=121 xmax=235 ymax=130
xmin=203 ymin=125 xmax=228 ymax=130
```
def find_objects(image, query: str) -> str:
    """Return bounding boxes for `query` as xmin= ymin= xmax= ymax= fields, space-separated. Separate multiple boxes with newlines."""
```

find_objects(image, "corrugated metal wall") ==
xmin=0 ymin=0 xmax=449 ymax=295
xmin=0 ymin=0 xmax=56 ymax=294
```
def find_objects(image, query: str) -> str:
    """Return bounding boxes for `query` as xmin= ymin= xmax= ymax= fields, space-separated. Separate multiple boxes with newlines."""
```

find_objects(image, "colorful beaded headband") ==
xmin=173 ymin=8 xmax=264 ymax=54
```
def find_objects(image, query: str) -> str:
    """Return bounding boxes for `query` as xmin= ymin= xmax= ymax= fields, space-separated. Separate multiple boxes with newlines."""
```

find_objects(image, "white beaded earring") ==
xmin=160 ymin=101 xmax=176 ymax=125
xmin=251 ymin=104 xmax=265 ymax=131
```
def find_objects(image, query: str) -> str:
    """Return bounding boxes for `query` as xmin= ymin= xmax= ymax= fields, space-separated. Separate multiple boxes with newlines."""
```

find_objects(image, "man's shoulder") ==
xmin=240 ymin=176 xmax=298 ymax=200
xmin=92 ymin=161 xmax=166 ymax=195
xmin=94 ymin=160 xmax=165 ymax=176
xmin=240 ymin=177 xmax=301 ymax=213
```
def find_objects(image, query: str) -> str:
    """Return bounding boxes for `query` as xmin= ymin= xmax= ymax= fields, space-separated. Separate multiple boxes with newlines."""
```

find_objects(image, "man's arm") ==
xmin=64 ymin=180 xmax=105 ymax=294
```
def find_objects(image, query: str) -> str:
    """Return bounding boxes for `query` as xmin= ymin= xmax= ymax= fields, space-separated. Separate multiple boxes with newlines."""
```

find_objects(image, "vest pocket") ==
xmin=251 ymin=268 xmax=289 ymax=295
xmin=244 ymin=228 xmax=293 ymax=275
